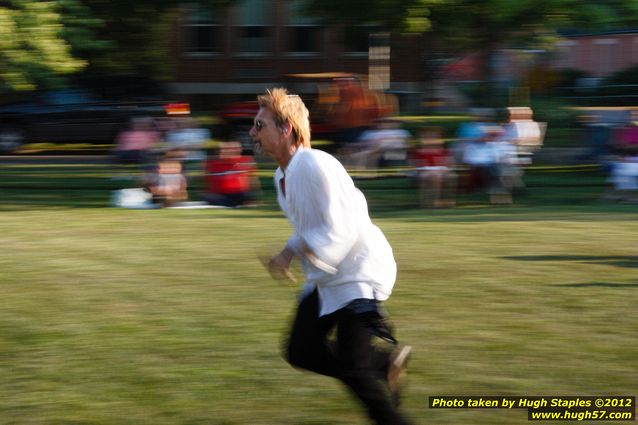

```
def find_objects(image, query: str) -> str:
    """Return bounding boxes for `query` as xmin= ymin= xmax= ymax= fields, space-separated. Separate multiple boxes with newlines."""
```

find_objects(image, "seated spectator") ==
xmin=410 ymin=127 xmax=457 ymax=208
xmin=503 ymin=107 xmax=542 ymax=149
xmin=113 ymin=116 xmax=161 ymax=165
xmin=607 ymin=113 xmax=638 ymax=202
xmin=578 ymin=113 xmax=613 ymax=162
xmin=165 ymin=117 xmax=210 ymax=163
xmin=490 ymin=134 xmax=520 ymax=204
xmin=613 ymin=111 xmax=638 ymax=155
xmin=145 ymin=151 xmax=188 ymax=207
xmin=502 ymin=106 xmax=544 ymax=166
xmin=452 ymin=108 xmax=495 ymax=165
xmin=345 ymin=118 xmax=410 ymax=173
xmin=203 ymin=141 xmax=260 ymax=207
xmin=461 ymin=125 xmax=501 ymax=193
xmin=460 ymin=124 xmax=518 ymax=204
xmin=608 ymin=153 xmax=638 ymax=202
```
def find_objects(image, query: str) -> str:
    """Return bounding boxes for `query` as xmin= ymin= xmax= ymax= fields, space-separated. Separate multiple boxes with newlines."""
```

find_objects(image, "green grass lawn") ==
xmin=1 ymin=161 xmax=636 ymax=424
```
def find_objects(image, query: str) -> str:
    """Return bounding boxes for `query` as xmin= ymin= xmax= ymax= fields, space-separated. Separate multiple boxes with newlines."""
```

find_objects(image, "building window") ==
xmin=235 ymin=0 xmax=272 ymax=56
xmin=344 ymin=26 xmax=381 ymax=56
xmin=288 ymin=26 xmax=321 ymax=54
xmin=286 ymin=0 xmax=321 ymax=55
xmin=182 ymin=4 xmax=223 ymax=56
xmin=238 ymin=26 xmax=269 ymax=53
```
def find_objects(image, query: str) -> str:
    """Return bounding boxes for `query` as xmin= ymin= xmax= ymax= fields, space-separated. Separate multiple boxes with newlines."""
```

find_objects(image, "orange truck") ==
xmin=220 ymin=73 xmax=397 ymax=153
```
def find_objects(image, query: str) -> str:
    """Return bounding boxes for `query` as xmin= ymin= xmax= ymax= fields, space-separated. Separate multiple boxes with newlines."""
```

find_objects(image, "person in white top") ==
xmin=250 ymin=88 xmax=412 ymax=425
xmin=348 ymin=118 xmax=410 ymax=171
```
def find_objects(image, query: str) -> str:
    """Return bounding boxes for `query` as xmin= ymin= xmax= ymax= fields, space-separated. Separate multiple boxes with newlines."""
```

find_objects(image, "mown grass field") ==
xmin=1 ymin=160 xmax=636 ymax=424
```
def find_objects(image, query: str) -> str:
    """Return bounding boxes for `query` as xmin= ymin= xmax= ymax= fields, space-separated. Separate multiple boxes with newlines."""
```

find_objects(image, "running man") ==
xmin=250 ymin=88 xmax=412 ymax=425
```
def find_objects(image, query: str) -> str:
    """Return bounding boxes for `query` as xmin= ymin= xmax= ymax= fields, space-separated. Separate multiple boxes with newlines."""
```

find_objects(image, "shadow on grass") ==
xmin=556 ymin=282 xmax=638 ymax=288
xmin=505 ymin=255 xmax=638 ymax=269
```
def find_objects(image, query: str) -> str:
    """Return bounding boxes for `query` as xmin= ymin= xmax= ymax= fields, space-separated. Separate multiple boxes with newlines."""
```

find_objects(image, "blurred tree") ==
xmin=58 ymin=0 xmax=114 ymax=69
xmin=0 ymin=0 xmax=87 ymax=90
xmin=0 ymin=0 xmax=235 ymax=91
xmin=563 ymin=0 xmax=638 ymax=29
xmin=75 ymin=0 xmax=235 ymax=83
xmin=76 ymin=3 xmax=177 ymax=81
xmin=304 ymin=0 xmax=638 ymax=105
xmin=426 ymin=0 xmax=638 ymax=104
xmin=304 ymin=0 xmax=438 ymax=33
xmin=304 ymin=0 xmax=439 ymax=51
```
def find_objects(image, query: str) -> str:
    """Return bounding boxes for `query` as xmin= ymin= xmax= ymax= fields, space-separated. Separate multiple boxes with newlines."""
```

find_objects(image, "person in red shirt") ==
xmin=204 ymin=140 xmax=260 ymax=207
xmin=410 ymin=127 xmax=457 ymax=208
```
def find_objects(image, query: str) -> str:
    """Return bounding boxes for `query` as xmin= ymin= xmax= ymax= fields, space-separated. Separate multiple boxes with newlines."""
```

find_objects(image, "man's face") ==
xmin=249 ymin=107 xmax=280 ymax=157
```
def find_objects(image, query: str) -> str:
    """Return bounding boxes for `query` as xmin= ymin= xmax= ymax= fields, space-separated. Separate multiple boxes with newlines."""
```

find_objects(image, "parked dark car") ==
xmin=0 ymin=89 xmax=189 ymax=153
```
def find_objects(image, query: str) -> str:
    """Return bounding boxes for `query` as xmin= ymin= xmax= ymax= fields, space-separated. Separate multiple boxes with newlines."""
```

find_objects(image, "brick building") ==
xmin=168 ymin=0 xmax=426 ymax=109
xmin=554 ymin=30 xmax=638 ymax=78
xmin=167 ymin=2 xmax=638 ymax=110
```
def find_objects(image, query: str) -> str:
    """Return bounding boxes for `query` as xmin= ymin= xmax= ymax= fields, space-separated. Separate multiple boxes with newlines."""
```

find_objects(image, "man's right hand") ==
xmin=266 ymin=248 xmax=297 ymax=283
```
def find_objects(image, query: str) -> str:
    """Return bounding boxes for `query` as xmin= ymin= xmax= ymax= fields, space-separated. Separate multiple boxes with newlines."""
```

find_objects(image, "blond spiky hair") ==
xmin=257 ymin=88 xmax=311 ymax=148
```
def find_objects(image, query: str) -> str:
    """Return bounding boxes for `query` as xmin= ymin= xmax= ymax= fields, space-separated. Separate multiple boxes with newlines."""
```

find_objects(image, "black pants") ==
xmin=285 ymin=290 xmax=411 ymax=425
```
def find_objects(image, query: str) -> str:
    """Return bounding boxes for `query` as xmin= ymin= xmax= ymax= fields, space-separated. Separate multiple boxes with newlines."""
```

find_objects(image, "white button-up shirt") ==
xmin=275 ymin=148 xmax=396 ymax=316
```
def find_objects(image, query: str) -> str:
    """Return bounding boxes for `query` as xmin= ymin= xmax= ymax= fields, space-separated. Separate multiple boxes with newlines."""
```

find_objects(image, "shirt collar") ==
xmin=280 ymin=146 xmax=307 ymax=176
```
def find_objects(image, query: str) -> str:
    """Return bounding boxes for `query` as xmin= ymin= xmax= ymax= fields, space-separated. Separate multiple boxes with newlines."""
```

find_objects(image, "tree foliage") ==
xmin=0 ymin=1 xmax=86 ymax=90
xmin=3 ymin=0 xmax=635 ymax=92
xmin=306 ymin=0 xmax=637 ymax=50
xmin=0 ymin=0 xmax=235 ymax=91
xmin=304 ymin=0 xmax=440 ymax=32
xmin=563 ymin=0 xmax=638 ymax=30
xmin=423 ymin=0 xmax=638 ymax=103
xmin=75 ymin=0 xmax=235 ymax=81
xmin=305 ymin=0 xmax=637 ymax=106
xmin=426 ymin=0 xmax=638 ymax=54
